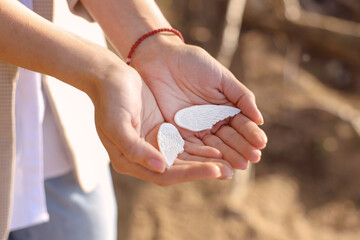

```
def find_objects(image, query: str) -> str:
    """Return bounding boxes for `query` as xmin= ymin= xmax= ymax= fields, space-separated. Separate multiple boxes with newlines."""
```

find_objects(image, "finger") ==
xmin=202 ymin=133 xmax=249 ymax=170
xmin=183 ymin=134 xmax=205 ymax=145
xmin=216 ymin=125 xmax=262 ymax=163
xmin=97 ymin=129 xmax=132 ymax=174
xmin=221 ymin=69 xmax=264 ymax=125
xmin=104 ymin=117 xmax=166 ymax=173
xmin=230 ymin=114 xmax=268 ymax=149
xmin=115 ymin=156 xmax=223 ymax=186
xmin=153 ymin=162 xmax=223 ymax=186
xmin=101 ymin=125 xmax=225 ymax=185
xmin=211 ymin=118 xmax=230 ymax=134
xmin=183 ymin=140 xmax=222 ymax=159
xmin=177 ymin=153 xmax=233 ymax=179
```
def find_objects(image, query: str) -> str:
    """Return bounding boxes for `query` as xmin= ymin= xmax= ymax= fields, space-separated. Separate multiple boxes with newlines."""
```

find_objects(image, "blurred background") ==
xmin=111 ymin=0 xmax=360 ymax=239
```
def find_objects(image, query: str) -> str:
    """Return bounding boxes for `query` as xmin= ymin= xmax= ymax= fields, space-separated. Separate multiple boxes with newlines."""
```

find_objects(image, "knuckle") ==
xmin=247 ymin=91 xmax=256 ymax=100
xmin=201 ymin=133 xmax=212 ymax=142
xmin=125 ymin=141 xmax=142 ymax=162
xmin=178 ymin=152 xmax=190 ymax=160
xmin=202 ymin=133 xmax=223 ymax=148
xmin=111 ymin=157 xmax=130 ymax=175
xmin=217 ymin=127 xmax=235 ymax=144
xmin=220 ymin=132 xmax=237 ymax=146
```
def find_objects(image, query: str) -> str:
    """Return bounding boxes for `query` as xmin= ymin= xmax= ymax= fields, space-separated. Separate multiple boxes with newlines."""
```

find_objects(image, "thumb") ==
xmin=221 ymin=70 xmax=264 ymax=125
xmin=109 ymin=120 xmax=167 ymax=173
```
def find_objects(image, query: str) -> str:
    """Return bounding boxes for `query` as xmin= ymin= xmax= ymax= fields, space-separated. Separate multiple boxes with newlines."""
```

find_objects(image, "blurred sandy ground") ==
xmin=111 ymin=0 xmax=360 ymax=240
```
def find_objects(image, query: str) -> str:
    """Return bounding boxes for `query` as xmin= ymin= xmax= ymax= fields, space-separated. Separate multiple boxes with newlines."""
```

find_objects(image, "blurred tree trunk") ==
xmin=217 ymin=0 xmax=247 ymax=68
xmin=160 ymin=0 xmax=229 ymax=55
xmin=243 ymin=0 xmax=360 ymax=68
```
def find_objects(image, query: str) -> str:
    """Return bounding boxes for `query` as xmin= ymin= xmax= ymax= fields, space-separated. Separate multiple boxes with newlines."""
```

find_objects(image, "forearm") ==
xmin=0 ymin=0 xmax=122 ymax=96
xmin=80 ymin=0 xmax=183 ymax=61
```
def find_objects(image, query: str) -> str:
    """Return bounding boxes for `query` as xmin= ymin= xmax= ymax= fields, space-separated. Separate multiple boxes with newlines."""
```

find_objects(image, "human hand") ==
xmin=131 ymin=38 xmax=268 ymax=170
xmin=90 ymin=64 xmax=233 ymax=185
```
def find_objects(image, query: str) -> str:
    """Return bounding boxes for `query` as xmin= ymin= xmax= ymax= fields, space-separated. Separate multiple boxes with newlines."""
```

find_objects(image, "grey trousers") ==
xmin=9 ymin=167 xmax=117 ymax=240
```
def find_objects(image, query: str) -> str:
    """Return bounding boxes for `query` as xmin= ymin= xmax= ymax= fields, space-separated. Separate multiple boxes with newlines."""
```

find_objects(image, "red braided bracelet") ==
xmin=126 ymin=28 xmax=184 ymax=65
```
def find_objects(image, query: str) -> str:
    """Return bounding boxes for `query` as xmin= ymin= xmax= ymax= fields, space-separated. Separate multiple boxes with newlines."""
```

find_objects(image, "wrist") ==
xmin=81 ymin=48 xmax=127 ymax=100
xmin=130 ymin=31 xmax=185 ymax=69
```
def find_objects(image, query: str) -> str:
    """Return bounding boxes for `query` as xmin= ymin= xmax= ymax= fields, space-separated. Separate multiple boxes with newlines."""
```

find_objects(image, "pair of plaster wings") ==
xmin=157 ymin=105 xmax=241 ymax=168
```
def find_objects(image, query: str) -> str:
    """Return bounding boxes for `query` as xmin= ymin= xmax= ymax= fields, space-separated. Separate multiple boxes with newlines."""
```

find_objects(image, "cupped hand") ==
xmin=132 ymin=39 xmax=268 ymax=170
xmin=90 ymin=64 xmax=233 ymax=185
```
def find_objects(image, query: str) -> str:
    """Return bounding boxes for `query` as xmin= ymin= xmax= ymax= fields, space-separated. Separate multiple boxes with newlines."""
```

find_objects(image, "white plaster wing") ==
xmin=174 ymin=105 xmax=241 ymax=131
xmin=157 ymin=123 xmax=185 ymax=168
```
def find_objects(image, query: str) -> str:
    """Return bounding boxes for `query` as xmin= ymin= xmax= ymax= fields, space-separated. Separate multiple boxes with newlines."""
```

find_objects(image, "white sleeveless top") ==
xmin=10 ymin=0 xmax=72 ymax=231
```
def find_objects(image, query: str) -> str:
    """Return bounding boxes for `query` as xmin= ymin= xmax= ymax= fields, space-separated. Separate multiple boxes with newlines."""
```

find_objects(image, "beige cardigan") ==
xmin=0 ymin=1 xmax=110 ymax=239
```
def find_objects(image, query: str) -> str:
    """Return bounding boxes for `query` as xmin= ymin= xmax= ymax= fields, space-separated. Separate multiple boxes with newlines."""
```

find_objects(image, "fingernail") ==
xmin=214 ymin=165 xmax=222 ymax=178
xmin=218 ymin=164 xmax=233 ymax=180
xmin=260 ymin=131 xmax=268 ymax=144
xmin=250 ymin=150 xmax=262 ymax=163
xmin=257 ymin=109 xmax=264 ymax=125
xmin=148 ymin=159 xmax=165 ymax=173
xmin=240 ymin=160 xmax=249 ymax=170
xmin=223 ymin=168 xmax=233 ymax=180
xmin=215 ymin=150 xmax=223 ymax=159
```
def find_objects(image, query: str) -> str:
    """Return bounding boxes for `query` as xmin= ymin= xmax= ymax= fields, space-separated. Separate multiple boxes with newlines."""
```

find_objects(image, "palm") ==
xmin=144 ymin=46 xmax=229 ymax=120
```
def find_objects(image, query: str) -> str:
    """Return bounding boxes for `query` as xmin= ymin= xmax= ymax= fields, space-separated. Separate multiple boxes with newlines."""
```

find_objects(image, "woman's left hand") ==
xmin=131 ymin=39 xmax=267 ymax=170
